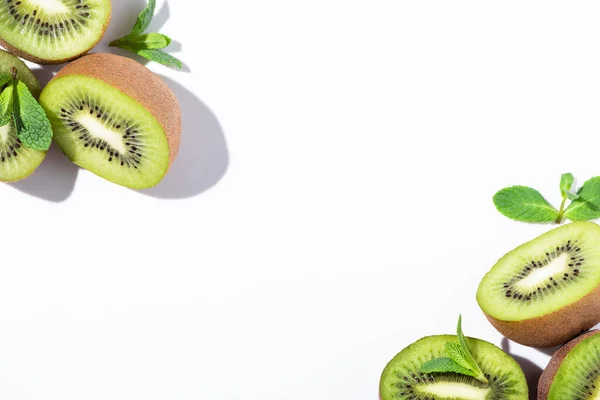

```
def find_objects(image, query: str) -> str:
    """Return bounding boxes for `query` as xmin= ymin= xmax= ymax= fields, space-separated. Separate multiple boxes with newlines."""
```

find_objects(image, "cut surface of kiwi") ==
xmin=476 ymin=221 xmax=600 ymax=347
xmin=0 ymin=0 xmax=111 ymax=64
xmin=0 ymin=49 xmax=45 ymax=182
xmin=39 ymin=53 xmax=181 ymax=189
xmin=539 ymin=330 xmax=600 ymax=400
xmin=478 ymin=222 xmax=600 ymax=321
xmin=379 ymin=335 xmax=528 ymax=400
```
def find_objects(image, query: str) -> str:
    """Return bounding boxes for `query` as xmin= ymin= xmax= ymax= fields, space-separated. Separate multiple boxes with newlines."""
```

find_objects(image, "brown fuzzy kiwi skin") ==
xmin=538 ymin=330 xmax=600 ymax=400
xmin=48 ymin=52 xmax=181 ymax=170
xmin=483 ymin=284 xmax=600 ymax=348
xmin=0 ymin=4 xmax=111 ymax=65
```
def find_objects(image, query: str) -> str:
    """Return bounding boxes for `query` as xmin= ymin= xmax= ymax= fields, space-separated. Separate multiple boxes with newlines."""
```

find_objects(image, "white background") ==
xmin=1 ymin=0 xmax=600 ymax=399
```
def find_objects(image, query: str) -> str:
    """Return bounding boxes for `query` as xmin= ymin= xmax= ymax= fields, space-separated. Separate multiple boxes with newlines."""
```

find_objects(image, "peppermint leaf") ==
xmin=131 ymin=0 xmax=156 ymax=36
xmin=137 ymin=49 xmax=183 ymax=69
xmin=13 ymin=80 xmax=52 ymax=151
xmin=419 ymin=357 xmax=479 ymax=378
xmin=111 ymin=33 xmax=172 ymax=50
xmin=560 ymin=173 xmax=575 ymax=198
xmin=0 ymin=85 xmax=12 ymax=126
xmin=454 ymin=315 xmax=488 ymax=384
xmin=493 ymin=186 xmax=559 ymax=223
xmin=565 ymin=177 xmax=600 ymax=221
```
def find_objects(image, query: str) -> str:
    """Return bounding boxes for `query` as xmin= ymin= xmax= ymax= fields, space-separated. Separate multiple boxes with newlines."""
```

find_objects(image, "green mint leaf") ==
xmin=419 ymin=357 xmax=479 ymax=378
xmin=13 ymin=80 xmax=52 ymax=151
xmin=137 ymin=48 xmax=183 ymax=69
xmin=560 ymin=173 xmax=575 ymax=198
xmin=131 ymin=0 xmax=156 ymax=36
xmin=454 ymin=315 xmax=488 ymax=384
xmin=445 ymin=342 xmax=475 ymax=371
xmin=0 ymin=85 xmax=12 ymax=126
xmin=566 ymin=191 xmax=580 ymax=201
xmin=564 ymin=177 xmax=600 ymax=221
xmin=493 ymin=186 xmax=559 ymax=223
xmin=111 ymin=33 xmax=171 ymax=50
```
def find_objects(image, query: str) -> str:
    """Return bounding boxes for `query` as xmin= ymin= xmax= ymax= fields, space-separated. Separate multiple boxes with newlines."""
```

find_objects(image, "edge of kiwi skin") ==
xmin=538 ymin=330 xmax=600 ymax=400
xmin=49 ymin=52 xmax=181 ymax=170
xmin=481 ymin=281 xmax=600 ymax=348
xmin=0 ymin=2 xmax=112 ymax=65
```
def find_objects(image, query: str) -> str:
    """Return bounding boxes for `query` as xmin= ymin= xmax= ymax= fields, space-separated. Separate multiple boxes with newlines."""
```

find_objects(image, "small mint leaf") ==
xmin=493 ymin=186 xmax=559 ymax=223
xmin=13 ymin=81 xmax=52 ymax=151
xmin=0 ymin=85 xmax=12 ymax=126
xmin=566 ymin=191 xmax=579 ymax=201
xmin=131 ymin=0 xmax=156 ymax=36
xmin=137 ymin=48 xmax=183 ymax=69
xmin=454 ymin=315 xmax=488 ymax=384
xmin=560 ymin=173 xmax=575 ymax=198
xmin=110 ymin=33 xmax=172 ymax=50
xmin=565 ymin=177 xmax=600 ymax=221
xmin=419 ymin=357 xmax=478 ymax=378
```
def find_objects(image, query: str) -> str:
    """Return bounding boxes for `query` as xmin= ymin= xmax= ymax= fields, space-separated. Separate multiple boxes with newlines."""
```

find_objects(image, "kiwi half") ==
xmin=538 ymin=330 xmax=600 ymax=399
xmin=0 ymin=49 xmax=46 ymax=182
xmin=379 ymin=335 xmax=528 ymax=400
xmin=39 ymin=53 xmax=181 ymax=189
xmin=0 ymin=0 xmax=112 ymax=64
xmin=476 ymin=221 xmax=600 ymax=348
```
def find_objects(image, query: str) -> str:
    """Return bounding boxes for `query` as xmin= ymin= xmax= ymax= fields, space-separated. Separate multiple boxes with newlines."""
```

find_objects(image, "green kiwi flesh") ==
xmin=379 ymin=335 xmax=528 ymax=400
xmin=0 ymin=0 xmax=111 ymax=63
xmin=546 ymin=331 xmax=600 ymax=399
xmin=0 ymin=49 xmax=45 ymax=182
xmin=477 ymin=222 xmax=600 ymax=321
xmin=39 ymin=74 xmax=171 ymax=189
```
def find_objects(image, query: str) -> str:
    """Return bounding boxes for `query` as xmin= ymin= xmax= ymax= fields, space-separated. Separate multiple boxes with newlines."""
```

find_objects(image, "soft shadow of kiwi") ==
xmin=140 ymin=76 xmax=229 ymax=199
xmin=8 ymin=143 xmax=79 ymax=202
xmin=502 ymin=338 xmax=543 ymax=400
xmin=31 ymin=65 xmax=63 ymax=87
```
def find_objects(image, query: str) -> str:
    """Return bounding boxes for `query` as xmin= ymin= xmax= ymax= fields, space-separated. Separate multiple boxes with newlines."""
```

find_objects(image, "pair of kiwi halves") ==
xmin=379 ymin=335 xmax=529 ymax=399
xmin=0 ymin=50 xmax=180 ymax=189
xmin=0 ymin=0 xmax=112 ymax=64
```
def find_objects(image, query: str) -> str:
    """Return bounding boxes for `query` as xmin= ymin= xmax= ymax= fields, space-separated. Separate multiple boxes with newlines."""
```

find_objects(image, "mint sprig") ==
xmin=420 ymin=315 xmax=488 ymax=384
xmin=0 ymin=68 xmax=53 ymax=151
xmin=109 ymin=0 xmax=182 ymax=69
xmin=493 ymin=173 xmax=600 ymax=224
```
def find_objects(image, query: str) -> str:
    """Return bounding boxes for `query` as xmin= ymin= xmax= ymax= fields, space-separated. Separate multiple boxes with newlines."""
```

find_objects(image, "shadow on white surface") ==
xmin=8 ymin=143 xmax=79 ymax=202
xmin=501 ymin=338 xmax=543 ymax=400
xmin=141 ymin=76 xmax=229 ymax=199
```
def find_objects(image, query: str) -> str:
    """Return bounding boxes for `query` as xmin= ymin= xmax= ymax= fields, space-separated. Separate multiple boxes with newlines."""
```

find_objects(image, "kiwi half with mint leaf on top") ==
xmin=0 ymin=0 xmax=112 ymax=64
xmin=39 ymin=52 xmax=181 ymax=189
xmin=379 ymin=336 xmax=528 ymax=400
xmin=477 ymin=221 xmax=600 ymax=348
xmin=538 ymin=329 xmax=600 ymax=400
xmin=0 ymin=49 xmax=47 ymax=182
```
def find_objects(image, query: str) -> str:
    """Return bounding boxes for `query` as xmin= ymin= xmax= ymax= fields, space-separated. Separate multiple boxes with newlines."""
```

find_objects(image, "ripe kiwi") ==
xmin=0 ymin=0 xmax=112 ymax=64
xmin=379 ymin=335 xmax=528 ymax=400
xmin=476 ymin=221 xmax=600 ymax=348
xmin=538 ymin=329 xmax=600 ymax=399
xmin=39 ymin=52 xmax=181 ymax=189
xmin=0 ymin=49 xmax=46 ymax=182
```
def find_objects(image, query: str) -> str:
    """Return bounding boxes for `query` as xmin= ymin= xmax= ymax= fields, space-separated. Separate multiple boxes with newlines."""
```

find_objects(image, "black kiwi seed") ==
xmin=501 ymin=240 xmax=586 ymax=302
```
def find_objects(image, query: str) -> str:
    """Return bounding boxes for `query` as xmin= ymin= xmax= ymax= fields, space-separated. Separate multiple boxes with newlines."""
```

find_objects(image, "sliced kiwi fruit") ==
xmin=476 ymin=221 xmax=600 ymax=348
xmin=538 ymin=329 xmax=600 ymax=399
xmin=379 ymin=335 xmax=528 ymax=400
xmin=0 ymin=0 xmax=112 ymax=64
xmin=0 ymin=49 xmax=46 ymax=182
xmin=39 ymin=52 xmax=181 ymax=189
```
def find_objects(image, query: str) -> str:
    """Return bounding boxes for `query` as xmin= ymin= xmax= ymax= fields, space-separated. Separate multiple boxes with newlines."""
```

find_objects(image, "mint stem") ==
xmin=11 ymin=67 xmax=17 ymax=81
xmin=556 ymin=197 xmax=567 ymax=224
